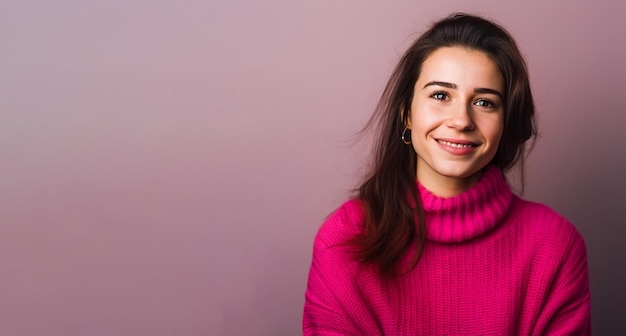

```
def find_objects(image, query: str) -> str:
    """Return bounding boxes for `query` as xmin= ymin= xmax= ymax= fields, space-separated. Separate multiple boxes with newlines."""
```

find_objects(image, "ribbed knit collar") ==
xmin=417 ymin=165 xmax=513 ymax=243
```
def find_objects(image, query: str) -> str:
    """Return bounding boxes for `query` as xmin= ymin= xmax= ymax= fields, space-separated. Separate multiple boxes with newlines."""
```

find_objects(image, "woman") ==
xmin=303 ymin=13 xmax=591 ymax=335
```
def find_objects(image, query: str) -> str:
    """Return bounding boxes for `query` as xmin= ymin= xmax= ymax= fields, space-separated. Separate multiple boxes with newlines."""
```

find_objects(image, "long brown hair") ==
xmin=350 ymin=13 xmax=538 ymax=277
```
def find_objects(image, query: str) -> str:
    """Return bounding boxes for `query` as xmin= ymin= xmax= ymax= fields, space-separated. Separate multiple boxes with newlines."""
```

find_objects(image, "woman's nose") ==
xmin=446 ymin=102 xmax=475 ymax=131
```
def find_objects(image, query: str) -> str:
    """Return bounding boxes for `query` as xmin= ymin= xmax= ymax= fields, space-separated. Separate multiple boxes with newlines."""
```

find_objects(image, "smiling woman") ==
xmin=303 ymin=13 xmax=591 ymax=335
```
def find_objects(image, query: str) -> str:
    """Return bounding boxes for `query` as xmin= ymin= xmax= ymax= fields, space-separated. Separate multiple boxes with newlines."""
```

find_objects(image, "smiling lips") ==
xmin=436 ymin=138 xmax=479 ymax=155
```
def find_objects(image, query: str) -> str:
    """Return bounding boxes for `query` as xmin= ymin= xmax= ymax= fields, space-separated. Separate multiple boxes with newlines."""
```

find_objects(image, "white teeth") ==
xmin=438 ymin=140 xmax=474 ymax=148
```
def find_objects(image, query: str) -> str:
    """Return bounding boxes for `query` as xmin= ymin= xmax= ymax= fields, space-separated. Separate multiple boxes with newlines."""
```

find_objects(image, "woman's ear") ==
xmin=405 ymin=109 xmax=412 ymax=130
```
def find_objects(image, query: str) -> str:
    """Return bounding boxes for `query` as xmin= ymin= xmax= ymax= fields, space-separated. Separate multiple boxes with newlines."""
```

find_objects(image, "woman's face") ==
xmin=408 ymin=46 xmax=504 ymax=197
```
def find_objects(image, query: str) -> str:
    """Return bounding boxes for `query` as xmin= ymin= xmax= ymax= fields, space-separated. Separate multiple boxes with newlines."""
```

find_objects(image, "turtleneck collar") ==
xmin=417 ymin=165 xmax=513 ymax=243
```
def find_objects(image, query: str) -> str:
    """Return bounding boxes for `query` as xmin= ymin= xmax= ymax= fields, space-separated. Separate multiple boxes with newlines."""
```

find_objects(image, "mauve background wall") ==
xmin=1 ymin=1 xmax=624 ymax=335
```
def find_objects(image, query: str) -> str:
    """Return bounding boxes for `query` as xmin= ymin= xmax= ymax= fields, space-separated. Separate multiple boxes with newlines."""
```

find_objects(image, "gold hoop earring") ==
xmin=401 ymin=126 xmax=411 ymax=145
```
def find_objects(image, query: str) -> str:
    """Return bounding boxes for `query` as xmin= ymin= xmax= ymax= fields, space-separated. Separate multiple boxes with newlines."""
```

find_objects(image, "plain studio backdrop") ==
xmin=1 ymin=1 xmax=625 ymax=335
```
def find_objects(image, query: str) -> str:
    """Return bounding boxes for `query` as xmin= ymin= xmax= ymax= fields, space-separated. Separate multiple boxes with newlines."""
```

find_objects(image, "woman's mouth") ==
xmin=435 ymin=139 xmax=479 ymax=155
xmin=436 ymin=139 xmax=477 ymax=148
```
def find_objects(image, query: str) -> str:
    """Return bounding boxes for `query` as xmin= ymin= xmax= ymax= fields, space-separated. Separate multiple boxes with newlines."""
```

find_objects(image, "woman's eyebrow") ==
xmin=423 ymin=81 xmax=457 ymax=89
xmin=474 ymin=88 xmax=503 ymax=99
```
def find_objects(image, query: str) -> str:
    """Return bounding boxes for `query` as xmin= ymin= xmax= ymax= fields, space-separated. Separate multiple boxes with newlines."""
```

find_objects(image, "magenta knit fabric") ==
xmin=303 ymin=166 xmax=591 ymax=335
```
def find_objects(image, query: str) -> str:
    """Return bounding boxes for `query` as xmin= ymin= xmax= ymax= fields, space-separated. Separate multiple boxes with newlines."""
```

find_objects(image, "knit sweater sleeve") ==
xmin=303 ymin=201 xmax=382 ymax=336
xmin=538 ymin=219 xmax=592 ymax=335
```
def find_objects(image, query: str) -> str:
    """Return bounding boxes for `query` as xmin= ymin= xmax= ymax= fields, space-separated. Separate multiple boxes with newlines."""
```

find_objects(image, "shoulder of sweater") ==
xmin=508 ymin=195 xmax=586 ymax=249
xmin=314 ymin=199 xmax=364 ymax=249
xmin=507 ymin=196 xmax=589 ymax=296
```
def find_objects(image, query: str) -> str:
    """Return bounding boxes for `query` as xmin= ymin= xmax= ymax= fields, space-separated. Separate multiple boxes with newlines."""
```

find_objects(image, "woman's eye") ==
xmin=431 ymin=92 xmax=448 ymax=101
xmin=474 ymin=99 xmax=494 ymax=108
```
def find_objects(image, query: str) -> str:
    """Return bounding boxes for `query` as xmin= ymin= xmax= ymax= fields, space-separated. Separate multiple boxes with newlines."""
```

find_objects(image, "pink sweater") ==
xmin=303 ymin=166 xmax=591 ymax=335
